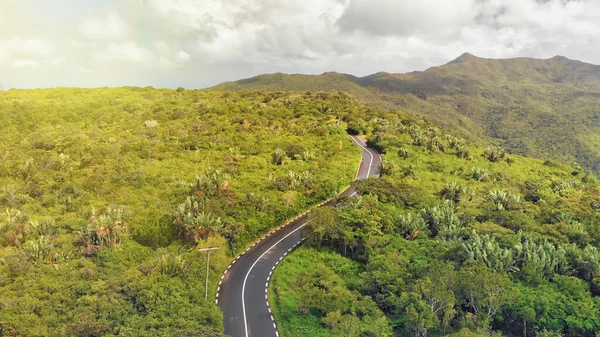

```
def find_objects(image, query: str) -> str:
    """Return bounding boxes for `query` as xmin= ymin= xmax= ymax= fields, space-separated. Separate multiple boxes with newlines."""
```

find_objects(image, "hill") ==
xmin=270 ymin=113 xmax=600 ymax=337
xmin=212 ymin=54 xmax=600 ymax=174
xmin=0 ymin=88 xmax=598 ymax=337
xmin=0 ymin=88 xmax=365 ymax=336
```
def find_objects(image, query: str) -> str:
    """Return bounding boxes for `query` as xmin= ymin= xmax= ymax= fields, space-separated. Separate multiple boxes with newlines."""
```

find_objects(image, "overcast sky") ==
xmin=2 ymin=0 xmax=600 ymax=89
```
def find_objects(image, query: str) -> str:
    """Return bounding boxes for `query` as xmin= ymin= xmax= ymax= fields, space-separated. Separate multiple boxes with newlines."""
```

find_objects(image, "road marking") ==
xmin=242 ymin=221 xmax=309 ymax=337
xmin=350 ymin=135 xmax=374 ymax=178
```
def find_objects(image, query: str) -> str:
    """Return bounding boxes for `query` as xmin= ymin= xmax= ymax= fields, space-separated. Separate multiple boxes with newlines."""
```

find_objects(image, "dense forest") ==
xmin=1 ymin=87 xmax=599 ymax=337
xmin=214 ymin=54 xmax=600 ymax=176
xmin=0 ymin=88 xmax=372 ymax=336
xmin=271 ymin=115 xmax=600 ymax=336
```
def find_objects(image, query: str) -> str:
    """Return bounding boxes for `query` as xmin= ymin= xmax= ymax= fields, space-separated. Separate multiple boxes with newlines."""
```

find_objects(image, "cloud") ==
xmin=12 ymin=59 xmax=39 ymax=69
xmin=93 ymin=41 xmax=190 ymax=69
xmin=0 ymin=37 xmax=55 ymax=57
xmin=337 ymin=0 xmax=477 ymax=38
xmin=3 ymin=0 xmax=600 ymax=89
xmin=79 ymin=13 xmax=129 ymax=40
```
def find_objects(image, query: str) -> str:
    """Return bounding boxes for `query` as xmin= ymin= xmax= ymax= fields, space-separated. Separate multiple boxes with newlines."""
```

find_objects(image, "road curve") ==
xmin=217 ymin=135 xmax=381 ymax=337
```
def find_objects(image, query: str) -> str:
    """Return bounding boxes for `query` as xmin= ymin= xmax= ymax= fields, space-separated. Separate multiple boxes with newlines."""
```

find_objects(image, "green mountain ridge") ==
xmin=212 ymin=53 xmax=600 ymax=174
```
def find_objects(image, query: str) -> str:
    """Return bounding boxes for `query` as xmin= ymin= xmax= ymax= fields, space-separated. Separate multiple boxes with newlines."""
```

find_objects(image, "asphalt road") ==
xmin=217 ymin=135 xmax=381 ymax=337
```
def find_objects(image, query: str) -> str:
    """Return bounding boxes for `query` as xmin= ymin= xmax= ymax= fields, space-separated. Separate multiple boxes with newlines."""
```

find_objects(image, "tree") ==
xmin=420 ymin=201 xmax=462 ymax=238
xmin=173 ymin=198 xmax=224 ymax=243
xmin=439 ymin=182 xmax=473 ymax=204
xmin=457 ymin=262 xmax=511 ymax=326
xmin=401 ymin=292 xmax=438 ymax=337
xmin=398 ymin=213 xmax=428 ymax=240
xmin=302 ymin=206 xmax=342 ymax=248
xmin=462 ymin=232 xmax=518 ymax=273
xmin=417 ymin=262 xmax=457 ymax=331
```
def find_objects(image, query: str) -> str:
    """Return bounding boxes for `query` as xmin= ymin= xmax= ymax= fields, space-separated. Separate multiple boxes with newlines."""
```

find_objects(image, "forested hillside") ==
xmin=271 ymin=116 xmax=600 ymax=336
xmin=2 ymin=87 xmax=599 ymax=337
xmin=0 ymin=88 xmax=372 ymax=336
xmin=213 ymin=54 xmax=600 ymax=175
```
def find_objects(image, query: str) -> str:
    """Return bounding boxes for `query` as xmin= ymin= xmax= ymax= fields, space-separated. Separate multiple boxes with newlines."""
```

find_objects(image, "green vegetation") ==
xmin=3 ymin=84 xmax=600 ymax=337
xmin=0 ymin=88 xmax=371 ymax=336
xmin=271 ymin=116 xmax=600 ymax=336
xmin=213 ymin=54 xmax=600 ymax=175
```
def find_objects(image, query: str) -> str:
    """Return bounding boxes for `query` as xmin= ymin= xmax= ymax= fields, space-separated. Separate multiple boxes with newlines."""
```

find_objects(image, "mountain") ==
xmin=212 ymin=54 xmax=600 ymax=174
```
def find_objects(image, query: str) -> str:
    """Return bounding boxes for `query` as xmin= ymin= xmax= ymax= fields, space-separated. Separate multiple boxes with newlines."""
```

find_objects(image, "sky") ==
xmin=2 ymin=0 xmax=600 ymax=89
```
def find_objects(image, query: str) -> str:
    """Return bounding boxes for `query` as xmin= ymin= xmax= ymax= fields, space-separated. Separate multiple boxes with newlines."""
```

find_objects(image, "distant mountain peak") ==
xmin=448 ymin=52 xmax=480 ymax=64
xmin=549 ymin=55 xmax=573 ymax=62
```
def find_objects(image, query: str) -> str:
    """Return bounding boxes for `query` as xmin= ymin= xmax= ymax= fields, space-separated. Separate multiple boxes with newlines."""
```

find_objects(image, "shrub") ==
xmin=470 ymin=167 xmax=488 ymax=181
xmin=272 ymin=148 xmax=285 ymax=165
xmin=483 ymin=147 xmax=505 ymax=162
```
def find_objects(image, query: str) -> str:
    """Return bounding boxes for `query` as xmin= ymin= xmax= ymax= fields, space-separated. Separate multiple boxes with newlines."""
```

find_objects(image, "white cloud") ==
xmin=176 ymin=50 xmax=190 ymax=62
xmin=338 ymin=0 xmax=477 ymax=38
xmin=12 ymin=59 xmax=39 ymax=69
xmin=0 ymin=37 xmax=55 ymax=57
xmin=79 ymin=13 xmax=129 ymax=40
xmin=3 ymin=0 xmax=600 ymax=88
xmin=45 ymin=57 xmax=65 ymax=67
xmin=94 ymin=42 xmax=152 ymax=64
xmin=93 ymin=41 xmax=189 ymax=69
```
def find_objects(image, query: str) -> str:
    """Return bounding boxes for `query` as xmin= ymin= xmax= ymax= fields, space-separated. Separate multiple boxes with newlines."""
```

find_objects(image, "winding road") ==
xmin=216 ymin=135 xmax=381 ymax=337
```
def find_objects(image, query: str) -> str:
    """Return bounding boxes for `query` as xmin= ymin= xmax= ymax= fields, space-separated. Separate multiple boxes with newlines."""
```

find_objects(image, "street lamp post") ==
xmin=198 ymin=247 xmax=220 ymax=300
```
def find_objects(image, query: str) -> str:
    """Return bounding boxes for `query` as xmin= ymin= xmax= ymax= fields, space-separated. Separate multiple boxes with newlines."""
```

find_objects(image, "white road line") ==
xmin=242 ymin=221 xmax=310 ymax=337
xmin=350 ymin=135 xmax=374 ymax=178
